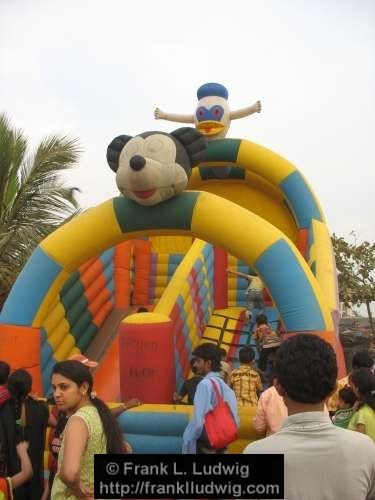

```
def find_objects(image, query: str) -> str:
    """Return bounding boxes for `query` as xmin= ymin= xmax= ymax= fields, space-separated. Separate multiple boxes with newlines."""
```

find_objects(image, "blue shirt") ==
xmin=182 ymin=372 xmax=239 ymax=454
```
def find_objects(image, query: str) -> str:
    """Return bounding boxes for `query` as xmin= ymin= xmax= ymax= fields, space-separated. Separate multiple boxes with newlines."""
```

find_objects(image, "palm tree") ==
xmin=0 ymin=112 xmax=82 ymax=308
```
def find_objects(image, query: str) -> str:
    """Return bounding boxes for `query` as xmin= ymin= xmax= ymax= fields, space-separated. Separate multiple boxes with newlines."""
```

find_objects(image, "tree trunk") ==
xmin=366 ymin=300 xmax=375 ymax=336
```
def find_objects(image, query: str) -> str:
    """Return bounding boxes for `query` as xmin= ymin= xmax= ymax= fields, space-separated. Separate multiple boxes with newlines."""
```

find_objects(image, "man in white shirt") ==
xmin=244 ymin=334 xmax=375 ymax=500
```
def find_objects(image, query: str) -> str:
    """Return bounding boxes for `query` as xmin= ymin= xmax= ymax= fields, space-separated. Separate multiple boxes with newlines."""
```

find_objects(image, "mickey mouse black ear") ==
xmin=171 ymin=127 xmax=207 ymax=167
xmin=106 ymin=135 xmax=133 ymax=172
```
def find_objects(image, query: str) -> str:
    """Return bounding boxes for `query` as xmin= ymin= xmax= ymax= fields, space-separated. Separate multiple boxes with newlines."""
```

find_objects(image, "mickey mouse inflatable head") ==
xmin=107 ymin=127 xmax=207 ymax=206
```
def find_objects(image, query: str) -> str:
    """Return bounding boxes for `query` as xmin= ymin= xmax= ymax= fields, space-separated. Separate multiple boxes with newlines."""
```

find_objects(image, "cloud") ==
xmin=0 ymin=0 xmax=374 ymax=242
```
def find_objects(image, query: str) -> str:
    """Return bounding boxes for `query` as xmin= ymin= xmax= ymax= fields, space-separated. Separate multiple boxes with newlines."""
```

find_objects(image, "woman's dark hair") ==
xmin=7 ymin=369 xmax=32 ymax=437
xmin=192 ymin=343 xmax=221 ymax=372
xmin=7 ymin=369 xmax=32 ymax=400
xmin=349 ymin=368 xmax=375 ymax=411
xmin=352 ymin=352 xmax=374 ymax=370
xmin=0 ymin=361 xmax=10 ymax=384
xmin=338 ymin=386 xmax=357 ymax=407
xmin=256 ymin=313 xmax=268 ymax=326
xmin=275 ymin=334 xmax=337 ymax=404
xmin=52 ymin=360 xmax=124 ymax=453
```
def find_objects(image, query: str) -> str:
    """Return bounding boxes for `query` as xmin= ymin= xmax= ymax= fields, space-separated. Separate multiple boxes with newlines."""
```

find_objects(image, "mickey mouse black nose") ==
xmin=129 ymin=155 xmax=146 ymax=171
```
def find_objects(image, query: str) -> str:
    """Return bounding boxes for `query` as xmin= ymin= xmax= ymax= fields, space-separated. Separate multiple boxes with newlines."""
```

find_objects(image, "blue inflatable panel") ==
xmin=256 ymin=239 xmax=325 ymax=331
xmin=280 ymin=171 xmax=322 ymax=228
xmin=124 ymin=434 xmax=183 ymax=454
xmin=0 ymin=247 xmax=62 ymax=325
xmin=118 ymin=411 xmax=189 ymax=436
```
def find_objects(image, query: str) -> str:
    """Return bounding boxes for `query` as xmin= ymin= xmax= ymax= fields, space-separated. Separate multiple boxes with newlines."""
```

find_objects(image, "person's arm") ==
xmin=256 ymin=374 xmax=263 ymax=396
xmin=353 ymin=407 xmax=369 ymax=436
xmin=40 ymin=482 xmax=50 ymax=500
xmin=179 ymin=382 xmax=188 ymax=400
xmin=59 ymin=415 xmax=93 ymax=499
xmin=182 ymin=381 xmax=211 ymax=454
xmin=253 ymin=396 xmax=267 ymax=434
xmin=10 ymin=441 xmax=33 ymax=490
xmin=111 ymin=398 xmax=141 ymax=417
xmin=253 ymin=327 xmax=262 ymax=343
xmin=356 ymin=423 xmax=366 ymax=434
xmin=226 ymin=269 xmax=255 ymax=279
xmin=48 ymin=411 xmax=57 ymax=427
xmin=123 ymin=441 xmax=133 ymax=454
xmin=154 ymin=108 xmax=194 ymax=123
xmin=230 ymin=100 xmax=261 ymax=120
xmin=173 ymin=392 xmax=182 ymax=403
xmin=173 ymin=382 xmax=187 ymax=403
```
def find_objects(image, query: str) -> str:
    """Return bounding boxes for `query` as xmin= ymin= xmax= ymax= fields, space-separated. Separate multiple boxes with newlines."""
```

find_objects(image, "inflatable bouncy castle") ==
xmin=0 ymin=83 xmax=344 ymax=452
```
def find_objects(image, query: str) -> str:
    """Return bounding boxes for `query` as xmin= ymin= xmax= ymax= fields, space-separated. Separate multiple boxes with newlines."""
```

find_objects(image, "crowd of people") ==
xmin=1 ymin=308 xmax=375 ymax=498
xmin=175 ymin=310 xmax=375 ymax=498
xmin=0 ymin=355 xmax=140 ymax=500
xmin=244 ymin=334 xmax=375 ymax=499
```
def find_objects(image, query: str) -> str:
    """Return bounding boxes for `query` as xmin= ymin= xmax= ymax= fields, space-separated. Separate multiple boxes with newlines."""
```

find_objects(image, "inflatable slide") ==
xmin=0 ymin=132 xmax=344 ymax=451
xmin=0 ymin=90 xmax=345 ymax=450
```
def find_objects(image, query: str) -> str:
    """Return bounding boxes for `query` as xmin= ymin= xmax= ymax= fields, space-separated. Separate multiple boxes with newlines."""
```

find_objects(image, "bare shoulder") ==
xmin=66 ymin=414 xmax=89 ymax=430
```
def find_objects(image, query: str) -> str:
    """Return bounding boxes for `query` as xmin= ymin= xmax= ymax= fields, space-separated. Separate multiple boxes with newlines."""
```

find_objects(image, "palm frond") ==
xmin=0 ymin=113 xmax=83 ymax=303
xmin=0 ymin=113 xmax=27 ymax=221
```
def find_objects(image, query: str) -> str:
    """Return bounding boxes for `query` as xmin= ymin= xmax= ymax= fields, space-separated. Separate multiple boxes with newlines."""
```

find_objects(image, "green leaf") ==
xmin=0 ymin=111 xmax=83 ymax=307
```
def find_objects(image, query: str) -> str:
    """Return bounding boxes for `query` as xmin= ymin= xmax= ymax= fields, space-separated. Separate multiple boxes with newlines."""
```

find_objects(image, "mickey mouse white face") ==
xmin=116 ymin=134 xmax=189 ymax=206
xmin=107 ymin=127 xmax=207 ymax=206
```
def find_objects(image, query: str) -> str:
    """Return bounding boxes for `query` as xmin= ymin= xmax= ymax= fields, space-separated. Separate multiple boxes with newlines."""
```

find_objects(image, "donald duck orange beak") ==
xmin=196 ymin=121 xmax=225 ymax=136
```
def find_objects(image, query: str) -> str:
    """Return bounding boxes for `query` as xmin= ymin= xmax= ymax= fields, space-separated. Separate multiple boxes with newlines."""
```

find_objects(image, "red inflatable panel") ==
xmin=0 ymin=324 xmax=43 ymax=395
xmin=133 ymin=240 xmax=152 ymax=306
xmin=214 ymin=246 xmax=228 ymax=309
xmin=119 ymin=318 xmax=174 ymax=403
xmin=114 ymin=241 xmax=133 ymax=308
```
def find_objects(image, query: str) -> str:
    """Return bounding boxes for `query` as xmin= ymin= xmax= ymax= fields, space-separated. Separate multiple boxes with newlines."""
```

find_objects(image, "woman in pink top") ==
xmin=254 ymin=380 xmax=329 ymax=436
xmin=253 ymin=385 xmax=288 ymax=435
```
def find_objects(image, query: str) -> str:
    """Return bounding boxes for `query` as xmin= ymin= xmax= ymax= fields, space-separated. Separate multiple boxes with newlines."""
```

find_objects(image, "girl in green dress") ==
xmin=50 ymin=361 xmax=124 ymax=499
xmin=348 ymin=368 xmax=375 ymax=442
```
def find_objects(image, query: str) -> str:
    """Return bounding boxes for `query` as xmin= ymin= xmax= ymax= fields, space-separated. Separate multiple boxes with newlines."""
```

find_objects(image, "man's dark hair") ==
xmin=192 ymin=343 xmax=221 ymax=372
xmin=0 ymin=361 xmax=10 ymax=384
xmin=338 ymin=386 xmax=357 ymax=407
xmin=352 ymin=351 xmax=374 ymax=370
xmin=239 ymin=346 xmax=255 ymax=364
xmin=274 ymin=334 xmax=337 ymax=404
xmin=136 ymin=306 xmax=148 ymax=313
xmin=189 ymin=358 xmax=198 ymax=375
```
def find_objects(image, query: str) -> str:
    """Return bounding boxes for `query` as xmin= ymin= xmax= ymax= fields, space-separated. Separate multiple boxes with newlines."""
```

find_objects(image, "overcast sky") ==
xmin=1 ymin=0 xmax=374 ymax=244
